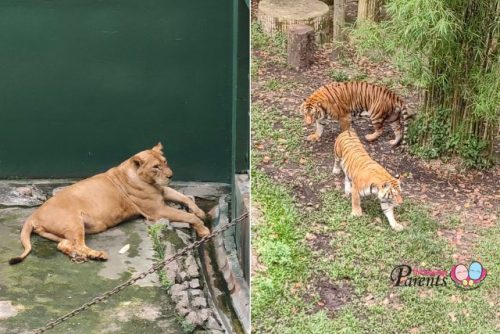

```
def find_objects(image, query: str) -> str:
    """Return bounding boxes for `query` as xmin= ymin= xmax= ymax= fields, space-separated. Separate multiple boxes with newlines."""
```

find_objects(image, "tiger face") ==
xmin=300 ymin=99 xmax=325 ymax=125
xmin=377 ymin=178 xmax=403 ymax=206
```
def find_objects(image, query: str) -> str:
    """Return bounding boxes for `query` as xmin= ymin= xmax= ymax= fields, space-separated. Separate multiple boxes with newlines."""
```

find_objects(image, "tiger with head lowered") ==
xmin=332 ymin=130 xmax=404 ymax=231
xmin=300 ymin=81 xmax=410 ymax=147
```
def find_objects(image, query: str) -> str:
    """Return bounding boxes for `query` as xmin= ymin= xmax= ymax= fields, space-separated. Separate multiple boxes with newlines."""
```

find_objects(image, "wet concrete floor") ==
xmin=0 ymin=207 xmax=183 ymax=334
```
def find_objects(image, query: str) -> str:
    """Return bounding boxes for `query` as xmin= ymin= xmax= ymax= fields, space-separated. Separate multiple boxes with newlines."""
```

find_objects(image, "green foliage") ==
xmin=328 ymin=69 xmax=349 ymax=82
xmin=350 ymin=0 xmax=498 ymax=168
xmin=408 ymin=108 xmax=455 ymax=159
xmin=251 ymin=21 xmax=287 ymax=56
xmin=147 ymin=224 xmax=173 ymax=290
xmin=458 ymin=136 xmax=492 ymax=170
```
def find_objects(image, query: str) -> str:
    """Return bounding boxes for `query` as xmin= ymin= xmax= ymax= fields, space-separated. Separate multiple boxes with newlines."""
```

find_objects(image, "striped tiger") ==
xmin=332 ymin=130 xmax=404 ymax=231
xmin=300 ymin=81 xmax=410 ymax=147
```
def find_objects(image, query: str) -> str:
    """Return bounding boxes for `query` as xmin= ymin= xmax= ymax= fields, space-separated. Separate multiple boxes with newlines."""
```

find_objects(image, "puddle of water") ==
xmin=0 ymin=208 xmax=182 ymax=334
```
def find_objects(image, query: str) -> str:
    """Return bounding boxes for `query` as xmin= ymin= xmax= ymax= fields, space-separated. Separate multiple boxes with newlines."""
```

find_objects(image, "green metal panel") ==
xmin=233 ymin=0 xmax=250 ymax=174
xmin=0 ymin=0 xmax=244 ymax=183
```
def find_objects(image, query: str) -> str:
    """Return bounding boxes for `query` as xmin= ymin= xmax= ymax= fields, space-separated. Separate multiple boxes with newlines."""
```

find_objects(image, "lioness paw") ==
xmin=193 ymin=208 xmax=206 ymax=220
xmin=197 ymin=226 xmax=210 ymax=238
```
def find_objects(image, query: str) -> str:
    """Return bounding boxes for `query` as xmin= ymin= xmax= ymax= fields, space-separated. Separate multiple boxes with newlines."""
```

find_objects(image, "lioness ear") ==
xmin=152 ymin=142 xmax=163 ymax=153
xmin=132 ymin=156 xmax=143 ymax=168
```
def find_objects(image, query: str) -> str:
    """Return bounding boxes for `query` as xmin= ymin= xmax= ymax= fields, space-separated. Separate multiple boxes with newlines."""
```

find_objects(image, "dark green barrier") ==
xmin=0 ymin=0 xmax=248 ymax=183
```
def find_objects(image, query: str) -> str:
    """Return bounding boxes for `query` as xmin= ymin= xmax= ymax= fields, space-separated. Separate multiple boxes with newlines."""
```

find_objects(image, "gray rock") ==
xmin=185 ymin=255 xmax=199 ymax=278
xmin=0 ymin=300 xmax=18 ymax=319
xmin=0 ymin=185 xmax=46 ymax=207
xmin=191 ymin=297 xmax=207 ymax=308
xmin=172 ymin=222 xmax=191 ymax=231
xmin=206 ymin=316 xmax=223 ymax=330
xmin=175 ymin=271 xmax=188 ymax=283
xmin=189 ymin=279 xmax=201 ymax=289
xmin=198 ymin=308 xmax=211 ymax=322
xmin=176 ymin=293 xmax=190 ymax=309
xmin=175 ymin=304 xmax=189 ymax=317
xmin=190 ymin=289 xmax=203 ymax=297
xmin=164 ymin=243 xmax=179 ymax=282
xmin=185 ymin=311 xmax=204 ymax=326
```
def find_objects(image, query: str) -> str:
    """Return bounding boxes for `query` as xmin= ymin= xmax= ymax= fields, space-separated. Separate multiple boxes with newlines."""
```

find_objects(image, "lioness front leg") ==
xmin=162 ymin=187 xmax=206 ymax=220
xmin=158 ymin=206 xmax=210 ymax=237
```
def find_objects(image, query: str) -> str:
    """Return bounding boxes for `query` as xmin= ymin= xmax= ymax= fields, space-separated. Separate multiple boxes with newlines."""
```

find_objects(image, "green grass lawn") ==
xmin=251 ymin=104 xmax=499 ymax=333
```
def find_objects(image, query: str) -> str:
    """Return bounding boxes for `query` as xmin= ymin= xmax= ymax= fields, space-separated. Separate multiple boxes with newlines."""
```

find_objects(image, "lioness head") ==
xmin=131 ymin=143 xmax=173 ymax=186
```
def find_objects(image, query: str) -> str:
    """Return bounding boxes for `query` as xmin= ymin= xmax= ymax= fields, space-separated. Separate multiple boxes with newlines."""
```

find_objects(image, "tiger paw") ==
xmin=351 ymin=209 xmax=362 ymax=217
xmin=365 ymin=133 xmax=381 ymax=142
xmin=307 ymin=133 xmax=320 ymax=142
xmin=389 ymin=139 xmax=400 ymax=147
xmin=391 ymin=223 xmax=404 ymax=232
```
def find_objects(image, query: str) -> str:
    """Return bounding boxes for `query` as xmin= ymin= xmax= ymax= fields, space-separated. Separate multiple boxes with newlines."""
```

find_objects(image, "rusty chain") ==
xmin=32 ymin=211 xmax=248 ymax=334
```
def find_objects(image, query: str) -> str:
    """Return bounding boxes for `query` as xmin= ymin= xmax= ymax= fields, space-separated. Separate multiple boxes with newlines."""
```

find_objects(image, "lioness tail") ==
xmin=8 ymin=220 xmax=34 ymax=265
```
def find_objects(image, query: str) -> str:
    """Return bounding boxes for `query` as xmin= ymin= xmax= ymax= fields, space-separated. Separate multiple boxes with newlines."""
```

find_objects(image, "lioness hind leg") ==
xmin=58 ymin=220 xmax=108 ymax=261
xmin=57 ymin=239 xmax=86 ymax=261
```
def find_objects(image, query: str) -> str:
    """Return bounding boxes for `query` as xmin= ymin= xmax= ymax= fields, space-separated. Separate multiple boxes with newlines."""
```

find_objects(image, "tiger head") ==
xmin=377 ymin=176 xmax=403 ymax=206
xmin=300 ymin=96 xmax=327 ymax=125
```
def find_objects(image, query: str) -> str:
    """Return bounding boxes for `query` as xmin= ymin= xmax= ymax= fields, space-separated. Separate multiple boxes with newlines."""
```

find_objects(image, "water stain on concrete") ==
xmin=0 ymin=208 xmax=182 ymax=334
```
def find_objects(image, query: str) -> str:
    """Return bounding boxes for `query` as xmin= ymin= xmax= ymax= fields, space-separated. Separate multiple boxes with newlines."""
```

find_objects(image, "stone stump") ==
xmin=287 ymin=25 xmax=315 ymax=71
xmin=257 ymin=0 xmax=331 ymax=43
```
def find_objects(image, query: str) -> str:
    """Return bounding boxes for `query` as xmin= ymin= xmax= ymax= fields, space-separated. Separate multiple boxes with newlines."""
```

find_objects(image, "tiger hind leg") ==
xmin=344 ymin=176 xmax=352 ymax=195
xmin=389 ymin=121 xmax=403 ymax=147
xmin=351 ymin=188 xmax=362 ymax=216
xmin=366 ymin=119 xmax=384 ymax=142
xmin=332 ymin=155 xmax=341 ymax=174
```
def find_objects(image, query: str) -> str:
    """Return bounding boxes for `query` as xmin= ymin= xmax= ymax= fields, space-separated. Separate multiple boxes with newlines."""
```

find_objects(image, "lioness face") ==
xmin=132 ymin=143 xmax=173 ymax=186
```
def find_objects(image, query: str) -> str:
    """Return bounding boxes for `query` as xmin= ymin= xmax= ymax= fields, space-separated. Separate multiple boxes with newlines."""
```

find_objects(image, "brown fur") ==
xmin=9 ymin=143 xmax=209 ymax=264
xmin=332 ymin=131 xmax=404 ymax=231
xmin=300 ymin=81 xmax=409 ymax=147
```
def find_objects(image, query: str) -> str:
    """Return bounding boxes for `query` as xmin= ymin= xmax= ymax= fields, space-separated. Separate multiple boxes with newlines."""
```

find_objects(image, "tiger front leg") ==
xmin=381 ymin=202 xmax=404 ymax=231
xmin=351 ymin=188 xmax=363 ymax=216
xmin=307 ymin=120 xmax=323 ymax=141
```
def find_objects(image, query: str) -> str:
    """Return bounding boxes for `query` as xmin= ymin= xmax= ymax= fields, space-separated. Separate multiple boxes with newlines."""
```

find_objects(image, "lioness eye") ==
xmin=153 ymin=164 xmax=160 ymax=169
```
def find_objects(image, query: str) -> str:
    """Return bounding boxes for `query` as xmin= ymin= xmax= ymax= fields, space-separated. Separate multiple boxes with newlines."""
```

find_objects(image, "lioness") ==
xmin=9 ymin=143 xmax=209 ymax=264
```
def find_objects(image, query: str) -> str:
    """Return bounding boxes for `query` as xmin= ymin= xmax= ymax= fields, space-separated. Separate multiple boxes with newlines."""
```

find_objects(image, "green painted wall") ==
xmin=0 ymin=0 xmax=248 ymax=183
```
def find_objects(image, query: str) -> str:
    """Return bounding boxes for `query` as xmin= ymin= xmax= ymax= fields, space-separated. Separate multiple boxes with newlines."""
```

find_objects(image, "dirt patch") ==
xmin=304 ymin=278 xmax=353 ymax=316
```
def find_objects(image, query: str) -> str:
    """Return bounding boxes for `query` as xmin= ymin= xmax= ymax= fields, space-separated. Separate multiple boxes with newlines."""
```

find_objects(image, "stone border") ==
xmin=164 ymin=228 xmax=226 ymax=334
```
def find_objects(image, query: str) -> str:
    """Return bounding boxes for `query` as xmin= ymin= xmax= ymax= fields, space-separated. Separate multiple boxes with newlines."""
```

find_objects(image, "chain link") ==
xmin=32 ymin=212 xmax=248 ymax=334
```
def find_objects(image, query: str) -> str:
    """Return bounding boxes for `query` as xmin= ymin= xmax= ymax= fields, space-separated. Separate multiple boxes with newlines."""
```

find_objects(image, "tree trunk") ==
xmin=287 ymin=25 xmax=315 ymax=71
xmin=331 ymin=0 xmax=345 ymax=60
xmin=357 ymin=0 xmax=382 ymax=22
